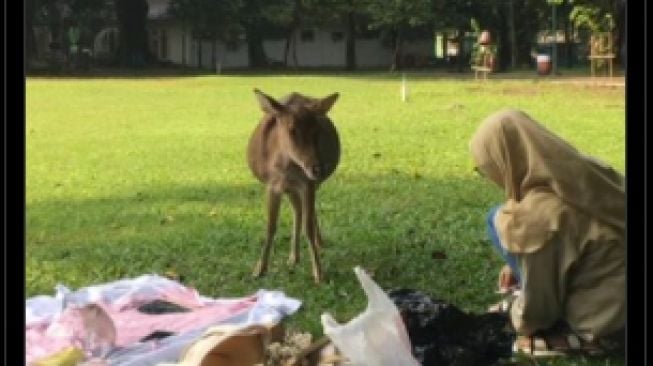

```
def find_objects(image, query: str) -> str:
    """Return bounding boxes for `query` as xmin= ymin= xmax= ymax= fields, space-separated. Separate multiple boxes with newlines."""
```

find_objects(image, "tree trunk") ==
xmin=115 ymin=0 xmax=149 ymax=67
xmin=44 ymin=2 xmax=64 ymax=68
xmin=212 ymin=38 xmax=217 ymax=71
xmin=245 ymin=25 xmax=268 ymax=68
xmin=197 ymin=37 xmax=202 ymax=69
xmin=456 ymin=32 xmax=465 ymax=72
xmin=284 ymin=26 xmax=298 ymax=68
xmin=615 ymin=0 xmax=625 ymax=66
xmin=390 ymin=28 xmax=403 ymax=72
xmin=46 ymin=3 xmax=63 ymax=47
xmin=508 ymin=0 xmax=517 ymax=69
xmin=564 ymin=13 xmax=571 ymax=67
xmin=283 ymin=30 xmax=292 ymax=67
xmin=345 ymin=11 xmax=356 ymax=70
xmin=25 ymin=0 xmax=37 ymax=66
xmin=182 ymin=28 xmax=186 ymax=66
xmin=292 ymin=32 xmax=299 ymax=68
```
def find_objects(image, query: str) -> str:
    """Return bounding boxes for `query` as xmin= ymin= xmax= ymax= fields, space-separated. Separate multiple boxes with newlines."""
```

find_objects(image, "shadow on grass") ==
xmin=26 ymin=65 xmax=219 ymax=79
xmin=25 ymin=173 xmax=625 ymax=365
xmin=26 ymin=65 xmax=623 ymax=84
xmin=26 ymin=174 xmax=511 ymax=338
xmin=26 ymin=172 xmax=508 ymax=318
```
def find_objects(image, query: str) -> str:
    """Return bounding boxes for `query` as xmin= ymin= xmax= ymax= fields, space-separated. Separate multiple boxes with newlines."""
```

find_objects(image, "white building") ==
xmin=145 ymin=0 xmax=434 ymax=70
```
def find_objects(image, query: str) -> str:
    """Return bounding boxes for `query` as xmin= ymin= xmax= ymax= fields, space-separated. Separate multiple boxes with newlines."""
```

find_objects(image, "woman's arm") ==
xmin=510 ymin=242 xmax=564 ymax=335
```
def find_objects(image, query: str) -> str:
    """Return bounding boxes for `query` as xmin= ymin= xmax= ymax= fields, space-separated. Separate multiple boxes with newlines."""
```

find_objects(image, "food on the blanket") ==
xmin=265 ymin=331 xmax=313 ymax=365
xmin=266 ymin=332 xmax=348 ymax=366
xmin=32 ymin=346 xmax=85 ymax=366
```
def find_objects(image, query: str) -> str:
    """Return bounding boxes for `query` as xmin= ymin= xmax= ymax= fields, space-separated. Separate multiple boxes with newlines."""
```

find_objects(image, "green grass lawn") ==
xmin=26 ymin=73 xmax=625 ymax=365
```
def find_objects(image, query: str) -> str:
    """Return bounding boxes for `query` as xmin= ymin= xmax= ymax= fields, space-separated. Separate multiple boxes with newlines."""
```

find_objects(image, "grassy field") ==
xmin=26 ymin=72 xmax=625 ymax=365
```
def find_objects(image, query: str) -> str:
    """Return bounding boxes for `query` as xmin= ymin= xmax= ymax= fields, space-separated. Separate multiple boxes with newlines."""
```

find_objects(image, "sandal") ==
xmin=512 ymin=333 xmax=605 ymax=357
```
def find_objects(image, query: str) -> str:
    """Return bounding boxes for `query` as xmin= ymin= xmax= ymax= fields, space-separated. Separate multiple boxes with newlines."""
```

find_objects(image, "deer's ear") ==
xmin=254 ymin=89 xmax=285 ymax=115
xmin=312 ymin=93 xmax=339 ymax=114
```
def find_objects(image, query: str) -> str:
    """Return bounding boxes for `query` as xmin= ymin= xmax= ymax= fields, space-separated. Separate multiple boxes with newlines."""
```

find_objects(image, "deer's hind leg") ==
xmin=287 ymin=190 xmax=302 ymax=266
xmin=253 ymin=187 xmax=282 ymax=278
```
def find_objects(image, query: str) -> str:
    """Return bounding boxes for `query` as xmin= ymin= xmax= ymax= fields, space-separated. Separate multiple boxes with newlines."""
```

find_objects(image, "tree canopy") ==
xmin=26 ymin=0 xmax=626 ymax=70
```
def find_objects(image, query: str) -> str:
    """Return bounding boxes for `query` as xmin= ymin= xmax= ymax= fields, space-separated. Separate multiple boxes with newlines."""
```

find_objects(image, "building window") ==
xmin=331 ymin=31 xmax=344 ymax=42
xmin=300 ymin=30 xmax=315 ymax=42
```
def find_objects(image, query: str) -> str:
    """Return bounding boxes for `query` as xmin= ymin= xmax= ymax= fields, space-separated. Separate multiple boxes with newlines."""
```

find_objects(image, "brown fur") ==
xmin=247 ymin=89 xmax=340 ymax=283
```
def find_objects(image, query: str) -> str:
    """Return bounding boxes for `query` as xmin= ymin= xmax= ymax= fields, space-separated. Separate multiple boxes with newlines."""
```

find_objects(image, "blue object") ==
xmin=487 ymin=205 xmax=521 ymax=284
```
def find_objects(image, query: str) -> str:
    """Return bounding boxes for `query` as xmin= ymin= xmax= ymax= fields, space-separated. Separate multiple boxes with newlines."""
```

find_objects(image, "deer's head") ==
xmin=254 ymin=89 xmax=339 ymax=180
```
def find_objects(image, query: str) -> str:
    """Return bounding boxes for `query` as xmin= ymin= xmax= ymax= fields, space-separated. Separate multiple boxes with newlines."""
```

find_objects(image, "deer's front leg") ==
xmin=302 ymin=183 xmax=323 ymax=284
xmin=313 ymin=213 xmax=324 ymax=250
xmin=287 ymin=191 xmax=302 ymax=266
xmin=253 ymin=187 xmax=282 ymax=278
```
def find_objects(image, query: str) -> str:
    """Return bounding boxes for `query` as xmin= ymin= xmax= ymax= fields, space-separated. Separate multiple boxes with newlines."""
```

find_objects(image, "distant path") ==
xmin=546 ymin=77 xmax=625 ymax=87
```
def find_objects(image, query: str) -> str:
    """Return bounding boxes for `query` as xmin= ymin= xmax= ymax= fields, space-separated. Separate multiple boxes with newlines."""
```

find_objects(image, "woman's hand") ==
xmin=498 ymin=264 xmax=519 ymax=293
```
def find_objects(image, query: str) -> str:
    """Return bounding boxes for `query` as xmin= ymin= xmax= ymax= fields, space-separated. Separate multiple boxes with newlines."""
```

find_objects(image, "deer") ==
xmin=247 ymin=89 xmax=340 ymax=284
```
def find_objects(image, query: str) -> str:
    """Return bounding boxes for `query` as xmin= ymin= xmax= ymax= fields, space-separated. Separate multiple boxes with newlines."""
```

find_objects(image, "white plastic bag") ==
xmin=321 ymin=267 xmax=421 ymax=366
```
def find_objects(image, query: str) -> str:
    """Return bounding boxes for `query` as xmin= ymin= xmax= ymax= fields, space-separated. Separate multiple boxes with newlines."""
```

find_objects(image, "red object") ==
xmin=479 ymin=31 xmax=491 ymax=45
xmin=536 ymin=55 xmax=551 ymax=75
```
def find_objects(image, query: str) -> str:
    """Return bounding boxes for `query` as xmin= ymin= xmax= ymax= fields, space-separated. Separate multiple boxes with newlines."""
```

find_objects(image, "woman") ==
xmin=470 ymin=109 xmax=625 ymax=356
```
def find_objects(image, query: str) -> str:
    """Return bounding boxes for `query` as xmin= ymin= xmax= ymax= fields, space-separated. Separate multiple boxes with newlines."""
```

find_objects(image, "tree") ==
xmin=365 ymin=0 xmax=434 ymax=71
xmin=258 ymin=0 xmax=302 ymax=67
xmin=26 ymin=0 xmax=39 ymax=65
xmin=114 ymin=0 xmax=150 ymax=67
xmin=238 ymin=0 xmax=277 ymax=68
xmin=68 ymin=0 xmax=111 ymax=36
xmin=569 ymin=2 xmax=616 ymax=32
xmin=168 ymin=0 xmax=242 ymax=69
xmin=568 ymin=0 xmax=624 ymax=63
xmin=27 ymin=0 xmax=111 ymax=68
xmin=266 ymin=0 xmax=366 ymax=69
xmin=310 ymin=0 xmax=369 ymax=70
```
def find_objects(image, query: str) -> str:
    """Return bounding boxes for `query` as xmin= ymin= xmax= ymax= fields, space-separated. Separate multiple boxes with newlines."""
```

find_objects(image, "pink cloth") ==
xmin=26 ymin=291 xmax=257 ymax=364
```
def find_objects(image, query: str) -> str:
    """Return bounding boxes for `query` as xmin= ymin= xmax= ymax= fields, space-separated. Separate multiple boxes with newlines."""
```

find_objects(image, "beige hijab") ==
xmin=470 ymin=109 xmax=625 ymax=253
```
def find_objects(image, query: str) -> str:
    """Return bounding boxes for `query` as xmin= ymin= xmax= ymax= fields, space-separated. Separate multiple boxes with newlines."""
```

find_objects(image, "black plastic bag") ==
xmin=388 ymin=289 xmax=515 ymax=366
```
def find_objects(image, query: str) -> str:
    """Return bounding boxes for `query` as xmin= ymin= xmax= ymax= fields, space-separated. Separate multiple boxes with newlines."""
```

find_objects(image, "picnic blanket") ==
xmin=26 ymin=274 xmax=301 ymax=365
